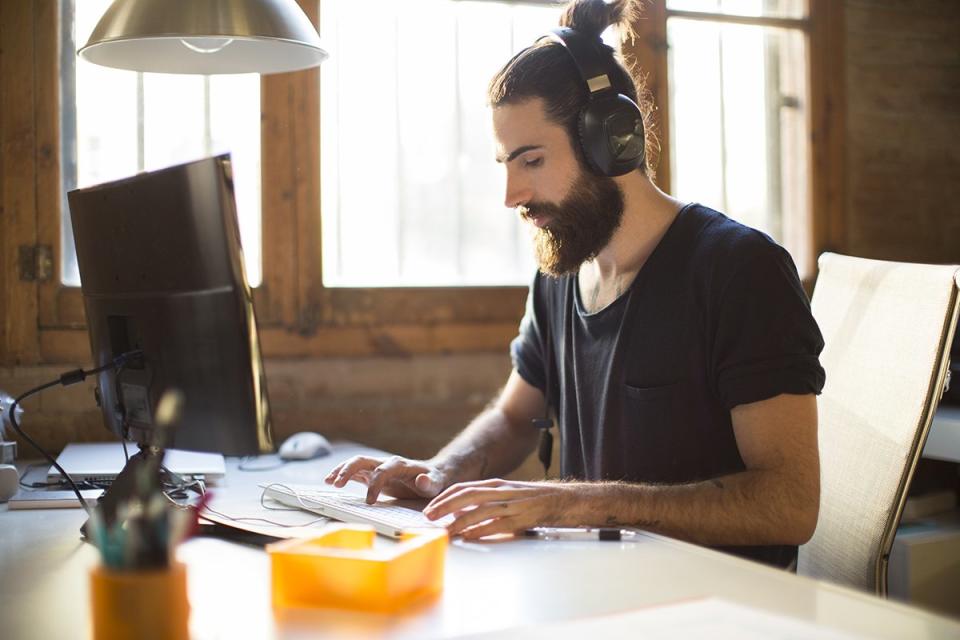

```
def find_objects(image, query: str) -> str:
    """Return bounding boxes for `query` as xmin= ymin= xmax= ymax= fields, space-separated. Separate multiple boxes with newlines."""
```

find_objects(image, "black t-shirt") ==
xmin=510 ymin=203 xmax=826 ymax=567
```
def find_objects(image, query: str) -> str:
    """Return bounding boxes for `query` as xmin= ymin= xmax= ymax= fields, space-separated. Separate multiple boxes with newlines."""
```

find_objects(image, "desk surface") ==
xmin=2 ymin=442 xmax=959 ymax=640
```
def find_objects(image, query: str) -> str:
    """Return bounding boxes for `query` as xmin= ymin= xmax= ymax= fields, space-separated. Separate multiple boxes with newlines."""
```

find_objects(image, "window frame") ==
xmin=624 ymin=0 xmax=846 ymax=285
xmin=2 ymin=0 xmax=842 ymax=366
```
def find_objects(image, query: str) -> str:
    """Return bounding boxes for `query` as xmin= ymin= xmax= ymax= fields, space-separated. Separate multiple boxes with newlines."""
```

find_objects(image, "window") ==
xmin=60 ymin=0 xmax=262 ymax=287
xmin=5 ymin=0 xmax=839 ymax=365
xmin=319 ymin=0 xmax=563 ymax=287
xmin=660 ymin=0 xmax=815 ymax=277
xmin=321 ymin=0 xmax=817 ymax=285
xmin=668 ymin=0 xmax=806 ymax=19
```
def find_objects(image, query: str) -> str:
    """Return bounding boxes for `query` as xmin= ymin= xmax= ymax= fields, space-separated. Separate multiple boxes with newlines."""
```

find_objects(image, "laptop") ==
xmin=47 ymin=442 xmax=226 ymax=484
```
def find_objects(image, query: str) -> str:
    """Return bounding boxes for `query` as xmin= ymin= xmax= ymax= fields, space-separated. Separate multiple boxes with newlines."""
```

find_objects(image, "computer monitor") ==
xmin=67 ymin=154 xmax=273 ymax=457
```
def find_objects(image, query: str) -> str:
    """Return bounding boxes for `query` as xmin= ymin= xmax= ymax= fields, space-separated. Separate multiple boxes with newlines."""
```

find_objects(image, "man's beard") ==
xmin=520 ymin=170 xmax=625 ymax=277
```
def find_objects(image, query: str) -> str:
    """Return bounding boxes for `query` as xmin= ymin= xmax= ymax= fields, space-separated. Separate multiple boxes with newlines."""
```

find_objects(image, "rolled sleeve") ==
xmin=712 ymin=245 xmax=826 ymax=410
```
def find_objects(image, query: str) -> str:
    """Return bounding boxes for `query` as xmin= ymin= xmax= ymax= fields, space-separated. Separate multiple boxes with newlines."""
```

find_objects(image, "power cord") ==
xmin=6 ymin=350 xmax=143 ymax=515
xmin=159 ymin=464 xmax=206 ymax=500
xmin=16 ymin=462 xmax=109 ymax=491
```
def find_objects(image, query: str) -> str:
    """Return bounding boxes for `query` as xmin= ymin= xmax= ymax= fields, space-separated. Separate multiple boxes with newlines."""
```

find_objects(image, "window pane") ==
xmin=143 ymin=75 xmax=207 ymax=169
xmin=668 ymin=19 xmax=810 ymax=276
xmin=60 ymin=1 xmax=262 ymax=287
xmin=667 ymin=0 xmax=807 ymax=19
xmin=320 ymin=0 xmax=563 ymax=287
xmin=209 ymin=75 xmax=263 ymax=288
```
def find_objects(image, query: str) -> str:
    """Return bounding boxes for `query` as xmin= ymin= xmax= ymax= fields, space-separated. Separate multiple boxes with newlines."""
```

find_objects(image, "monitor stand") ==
xmin=79 ymin=443 xmax=186 ymax=538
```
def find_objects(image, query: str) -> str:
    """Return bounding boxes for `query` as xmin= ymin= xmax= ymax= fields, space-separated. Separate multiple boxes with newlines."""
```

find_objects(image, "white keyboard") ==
xmin=260 ymin=484 xmax=453 ymax=538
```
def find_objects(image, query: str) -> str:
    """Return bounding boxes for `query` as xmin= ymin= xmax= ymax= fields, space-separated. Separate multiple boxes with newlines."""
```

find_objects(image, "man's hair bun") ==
xmin=559 ymin=0 xmax=640 ymax=40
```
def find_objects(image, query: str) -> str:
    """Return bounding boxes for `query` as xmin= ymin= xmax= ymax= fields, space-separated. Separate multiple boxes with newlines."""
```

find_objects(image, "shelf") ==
xmin=924 ymin=404 xmax=960 ymax=463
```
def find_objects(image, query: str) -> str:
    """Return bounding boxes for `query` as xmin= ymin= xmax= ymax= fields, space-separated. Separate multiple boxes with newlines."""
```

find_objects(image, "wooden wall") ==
xmin=843 ymin=0 xmax=960 ymax=263
xmin=0 ymin=353 xmax=540 ymax=475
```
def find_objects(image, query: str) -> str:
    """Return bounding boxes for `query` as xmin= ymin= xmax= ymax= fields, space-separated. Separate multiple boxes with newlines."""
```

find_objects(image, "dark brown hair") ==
xmin=487 ymin=0 xmax=656 ymax=176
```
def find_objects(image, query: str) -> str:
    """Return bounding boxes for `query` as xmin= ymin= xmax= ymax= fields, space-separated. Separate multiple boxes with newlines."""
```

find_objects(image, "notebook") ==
xmin=47 ymin=442 xmax=226 ymax=483
xmin=8 ymin=489 xmax=104 ymax=510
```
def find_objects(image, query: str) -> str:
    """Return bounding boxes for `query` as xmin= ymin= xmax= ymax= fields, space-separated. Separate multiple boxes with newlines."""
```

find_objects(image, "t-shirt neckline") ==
xmin=573 ymin=202 xmax=697 ymax=318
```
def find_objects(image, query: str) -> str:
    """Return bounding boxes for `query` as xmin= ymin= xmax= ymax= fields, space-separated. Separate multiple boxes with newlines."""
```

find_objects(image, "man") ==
xmin=325 ymin=0 xmax=824 ymax=568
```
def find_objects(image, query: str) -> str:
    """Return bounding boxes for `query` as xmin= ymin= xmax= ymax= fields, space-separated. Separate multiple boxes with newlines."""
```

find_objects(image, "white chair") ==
xmin=798 ymin=253 xmax=960 ymax=595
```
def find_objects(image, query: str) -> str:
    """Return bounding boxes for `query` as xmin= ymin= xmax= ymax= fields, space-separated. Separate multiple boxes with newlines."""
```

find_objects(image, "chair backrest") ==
xmin=798 ymin=253 xmax=960 ymax=594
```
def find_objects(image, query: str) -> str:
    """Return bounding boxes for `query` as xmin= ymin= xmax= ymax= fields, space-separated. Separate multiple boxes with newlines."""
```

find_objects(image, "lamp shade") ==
xmin=78 ymin=0 xmax=328 ymax=75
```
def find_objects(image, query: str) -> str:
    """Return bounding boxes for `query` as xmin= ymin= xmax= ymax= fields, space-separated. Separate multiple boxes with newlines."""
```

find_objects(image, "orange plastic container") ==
xmin=267 ymin=524 xmax=448 ymax=613
xmin=89 ymin=561 xmax=189 ymax=640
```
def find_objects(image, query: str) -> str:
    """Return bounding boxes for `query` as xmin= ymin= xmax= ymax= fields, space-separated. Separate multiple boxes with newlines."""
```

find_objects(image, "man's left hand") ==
xmin=422 ymin=479 xmax=576 ymax=539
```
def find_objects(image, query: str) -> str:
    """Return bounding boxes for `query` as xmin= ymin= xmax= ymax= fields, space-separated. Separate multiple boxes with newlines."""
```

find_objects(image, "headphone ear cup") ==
xmin=580 ymin=93 xmax=645 ymax=177
xmin=577 ymin=107 xmax=607 ymax=176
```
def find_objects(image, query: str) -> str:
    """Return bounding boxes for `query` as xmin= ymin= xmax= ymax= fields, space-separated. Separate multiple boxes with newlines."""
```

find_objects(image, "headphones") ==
xmin=542 ymin=27 xmax=645 ymax=177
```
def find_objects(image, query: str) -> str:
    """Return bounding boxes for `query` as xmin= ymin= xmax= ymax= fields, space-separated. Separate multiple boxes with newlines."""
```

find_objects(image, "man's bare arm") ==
xmin=426 ymin=393 xmax=820 ymax=546
xmin=566 ymin=394 xmax=819 ymax=546
xmin=326 ymin=369 xmax=544 ymax=502
xmin=429 ymin=381 xmax=541 ymax=484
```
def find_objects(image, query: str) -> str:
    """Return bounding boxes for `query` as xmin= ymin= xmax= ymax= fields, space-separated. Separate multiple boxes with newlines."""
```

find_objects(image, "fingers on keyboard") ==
xmin=329 ymin=456 xmax=384 ymax=488
xmin=366 ymin=457 xmax=409 ymax=503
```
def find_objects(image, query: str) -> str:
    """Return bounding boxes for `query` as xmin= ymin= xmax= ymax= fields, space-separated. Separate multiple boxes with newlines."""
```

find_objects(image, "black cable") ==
xmin=6 ymin=350 xmax=143 ymax=516
xmin=159 ymin=464 xmax=206 ymax=500
xmin=18 ymin=463 xmax=106 ymax=491
xmin=533 ymin=319 xmax=555 ymax=479
xmin=114 ymin=358 xmax=133 ymax=445
xmin=118 ymin=357 xmax=131 ymax=465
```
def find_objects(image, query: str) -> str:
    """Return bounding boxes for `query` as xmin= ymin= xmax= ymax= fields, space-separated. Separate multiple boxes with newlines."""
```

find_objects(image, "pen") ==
xmin=521 ymin=527 xmax=641 ymax=541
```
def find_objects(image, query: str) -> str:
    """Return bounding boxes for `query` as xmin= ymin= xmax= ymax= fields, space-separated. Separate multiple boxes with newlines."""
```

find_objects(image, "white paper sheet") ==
xmin=462 ymin=597 xmax=868 ymax=640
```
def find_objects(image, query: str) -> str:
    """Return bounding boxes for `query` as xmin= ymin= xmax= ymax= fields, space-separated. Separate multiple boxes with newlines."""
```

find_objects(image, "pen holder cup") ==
xmin=90 ymin=561 xmax=189 ymax=640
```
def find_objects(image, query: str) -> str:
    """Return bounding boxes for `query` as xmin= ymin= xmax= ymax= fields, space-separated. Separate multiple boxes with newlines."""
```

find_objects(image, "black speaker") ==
xmin=543 ymin=27 xmax=645 ymax=177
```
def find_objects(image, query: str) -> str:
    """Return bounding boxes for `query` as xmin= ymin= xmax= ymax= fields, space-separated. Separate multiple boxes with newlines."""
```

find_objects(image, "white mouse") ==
xmin=278 ymin=432 xmax=331 ymax=461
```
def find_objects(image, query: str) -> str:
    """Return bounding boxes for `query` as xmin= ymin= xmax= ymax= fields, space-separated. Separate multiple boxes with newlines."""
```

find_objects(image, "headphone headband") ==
xmin=543 ymin=27 xmax=617 ymax=95
xmin=539 ymin=26 xmax=645 ymax=177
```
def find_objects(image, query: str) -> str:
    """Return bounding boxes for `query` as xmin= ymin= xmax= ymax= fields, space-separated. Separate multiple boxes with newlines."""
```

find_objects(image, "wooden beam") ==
xmin=39 ymin=328 xmax=91 ymax=363
xmin=262 ymin=322 xmax=519 ymax=357
xmin=808 ymin=0 xmax=847 ymax=268
xmin=294 ymin=0 xmax=323 ymax=335
xmin=258 ymin=78 xmax=313 ymax=328
xmin=302 ymin=286 xmax=527 ymax=332
xmin=259 ymin=0 xmax=322 ymax=330
xmin=39 ymin=321 xmax=519 ymax=363
xmin=36 ymin=0 xmax=65 ymax=329
xmin=666 ymin=10 xmax=809 ymax=32
xmin=259 ymin=69 xmax=301 ymax=327
xmin=0 ymin=1 xmax=41 ymax=365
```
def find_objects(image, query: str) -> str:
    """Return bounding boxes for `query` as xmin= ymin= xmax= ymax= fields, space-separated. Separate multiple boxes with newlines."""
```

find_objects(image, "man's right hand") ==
xmin=324 ymin=455 xmax=450 ymax=504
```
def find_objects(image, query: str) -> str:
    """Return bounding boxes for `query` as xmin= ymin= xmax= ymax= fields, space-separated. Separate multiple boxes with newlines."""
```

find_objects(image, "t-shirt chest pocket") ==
xmin=622 ymin=381 xmax=682 ymax=434
xmin=620 ymin=381 xmax=700 ymax=483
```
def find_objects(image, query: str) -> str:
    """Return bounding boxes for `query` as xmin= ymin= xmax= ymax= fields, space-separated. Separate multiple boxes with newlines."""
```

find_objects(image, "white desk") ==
xmin=2 ymin=442 xmax=959 ymax=639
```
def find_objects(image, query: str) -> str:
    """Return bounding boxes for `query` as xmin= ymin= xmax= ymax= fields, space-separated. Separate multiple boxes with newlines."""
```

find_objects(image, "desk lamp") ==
xmin=78 ymin=0 xmax=328 ymax=75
